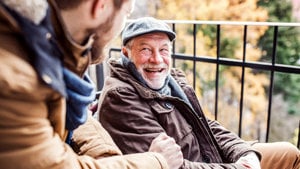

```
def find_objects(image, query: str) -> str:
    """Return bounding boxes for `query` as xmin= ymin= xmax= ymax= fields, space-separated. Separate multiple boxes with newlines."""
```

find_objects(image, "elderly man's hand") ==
xmin=149 ymin=133 xmax=183 ymax=169
xmin=236 ymin=152 xmax=261 ymax=169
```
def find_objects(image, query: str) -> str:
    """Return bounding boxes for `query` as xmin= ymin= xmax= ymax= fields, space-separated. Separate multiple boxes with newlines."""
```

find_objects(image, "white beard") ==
xmin=2 ymin=0 xmax=48 ymax=25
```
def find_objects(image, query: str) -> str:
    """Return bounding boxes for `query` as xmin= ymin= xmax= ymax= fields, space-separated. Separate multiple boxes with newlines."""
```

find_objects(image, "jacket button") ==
xmin=164 ymin=102 xmax=173 ymax=109
xmin=202 ymin=154 xmax=210 ymax=163
xmin=42 ymin=74 xmax=52 ymax=84
xmin=46 ymin=32 xmax=52 ymax=40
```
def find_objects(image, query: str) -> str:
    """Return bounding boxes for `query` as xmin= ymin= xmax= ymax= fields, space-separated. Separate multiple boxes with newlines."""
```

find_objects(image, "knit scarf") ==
xmin=64 ymin=69 xmax=95 ymax=131
xmin=64 ymin=69 xmax=95 ymax=144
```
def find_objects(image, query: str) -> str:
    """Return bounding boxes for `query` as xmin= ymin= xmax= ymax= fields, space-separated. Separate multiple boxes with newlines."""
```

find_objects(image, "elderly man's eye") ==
xmin=160 ymin=48 xmax=169 ymax=55
xmin=140 ymin=48 xmax=152 ymax=55
xmin=142 ymin=48 xmax=150 ymax=51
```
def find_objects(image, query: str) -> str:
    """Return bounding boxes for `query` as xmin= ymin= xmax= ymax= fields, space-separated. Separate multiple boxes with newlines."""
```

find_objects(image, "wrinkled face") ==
xmin=124 ymin=32 xmax=172 ymax=89
xmin=91 ymin=0 xmax=135 ymax=64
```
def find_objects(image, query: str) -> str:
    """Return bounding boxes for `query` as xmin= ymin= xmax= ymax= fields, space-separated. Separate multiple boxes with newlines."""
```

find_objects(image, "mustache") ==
xmin=141 ymin=64 xmax=168 ymax=69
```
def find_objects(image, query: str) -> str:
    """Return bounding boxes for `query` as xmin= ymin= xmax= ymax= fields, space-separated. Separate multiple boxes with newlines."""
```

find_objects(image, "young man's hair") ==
xmin=55 ymin=0 xmax=126 ymax=10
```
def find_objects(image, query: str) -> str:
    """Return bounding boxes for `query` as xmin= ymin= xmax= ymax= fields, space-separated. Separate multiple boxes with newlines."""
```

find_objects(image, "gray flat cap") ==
xmin=122 ymin=17 xmax=176 ymax=45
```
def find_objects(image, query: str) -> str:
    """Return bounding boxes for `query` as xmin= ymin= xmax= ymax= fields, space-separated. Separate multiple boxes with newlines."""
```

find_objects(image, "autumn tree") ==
xmin=258 ymin=0 xmax=300 ymax=115
xmin=257 ymin=0 xmax=300 ymax=144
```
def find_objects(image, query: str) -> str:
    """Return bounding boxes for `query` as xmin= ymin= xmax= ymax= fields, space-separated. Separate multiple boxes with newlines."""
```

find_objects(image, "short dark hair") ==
xmin=54 ymin=0 xmax=84 ymax=10
xmin=55 ymin=0 xmax=127 ymax=10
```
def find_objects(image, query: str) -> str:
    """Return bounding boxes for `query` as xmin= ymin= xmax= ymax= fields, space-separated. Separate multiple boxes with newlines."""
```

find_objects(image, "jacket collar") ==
xmin=1 ymin=0 xmax=92 ymax=77
xmin=1 ymin=0 xmax=48 ymax=25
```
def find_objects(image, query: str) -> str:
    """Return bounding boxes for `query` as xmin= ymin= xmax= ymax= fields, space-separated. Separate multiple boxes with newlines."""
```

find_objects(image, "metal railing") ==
xmin=93 ymin=20 xmax=300 ymax=148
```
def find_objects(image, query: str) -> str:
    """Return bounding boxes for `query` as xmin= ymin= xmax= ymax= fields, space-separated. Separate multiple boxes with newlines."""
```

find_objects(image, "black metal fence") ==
xmin=93 ymin=20 xmax=300 ymax=148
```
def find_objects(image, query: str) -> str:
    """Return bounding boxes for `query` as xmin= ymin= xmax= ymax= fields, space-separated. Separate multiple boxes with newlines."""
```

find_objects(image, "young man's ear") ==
xmin=91 ymin=0 xmax=105 ymax=19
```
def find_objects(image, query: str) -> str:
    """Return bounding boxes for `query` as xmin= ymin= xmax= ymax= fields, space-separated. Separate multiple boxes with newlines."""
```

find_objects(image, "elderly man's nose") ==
xmin=149 ymin=50 xmax=163 ymax=63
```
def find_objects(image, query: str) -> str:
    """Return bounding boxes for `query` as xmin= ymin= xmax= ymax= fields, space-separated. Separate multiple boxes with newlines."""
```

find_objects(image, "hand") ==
xmin=149 ymin=133 xmax=183 ymax=169
xmin=236 ymin=152 xmax=261 ymax=169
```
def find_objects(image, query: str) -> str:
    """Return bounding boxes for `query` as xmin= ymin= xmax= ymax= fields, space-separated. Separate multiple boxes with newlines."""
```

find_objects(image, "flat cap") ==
xmin=122 ymin=17 xmax=176 ymax=45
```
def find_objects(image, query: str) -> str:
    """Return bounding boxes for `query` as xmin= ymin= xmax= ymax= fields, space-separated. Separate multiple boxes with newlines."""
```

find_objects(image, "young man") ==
xmin=98 ymin=17 xmax=300 ymax=169
xmin=0 ymin=1 xmax=183 ymax=169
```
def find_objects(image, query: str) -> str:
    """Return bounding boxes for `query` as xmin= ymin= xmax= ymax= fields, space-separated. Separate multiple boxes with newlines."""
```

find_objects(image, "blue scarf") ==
xmin=64 ymin=69 xmax=95 ymax=144
xmin=64 ymin=69 xmax=95 ymax=131
xmin=3 ymin=3 xmax=95 ymax=143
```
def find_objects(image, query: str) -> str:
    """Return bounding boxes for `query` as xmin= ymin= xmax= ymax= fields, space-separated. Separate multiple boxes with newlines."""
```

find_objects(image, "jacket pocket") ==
xmin=148 ymin=100 xmax=193 ymax=142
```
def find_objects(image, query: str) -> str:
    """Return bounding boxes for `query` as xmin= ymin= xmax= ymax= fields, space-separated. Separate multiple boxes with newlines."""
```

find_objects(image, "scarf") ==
xmin=64 ymin=69 xmax=95 ymax=131
xmin=64 ymin=69 xmax=95 ymax=144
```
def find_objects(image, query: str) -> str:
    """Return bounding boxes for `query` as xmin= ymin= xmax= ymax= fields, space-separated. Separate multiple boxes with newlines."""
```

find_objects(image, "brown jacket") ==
xmin=0 ymin=1 xmax=168 ymax=168
xmin=98 ymin=59 xmax=261 ymax=169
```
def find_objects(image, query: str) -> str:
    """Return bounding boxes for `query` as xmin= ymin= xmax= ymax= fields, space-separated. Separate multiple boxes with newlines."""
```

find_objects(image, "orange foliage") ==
xmin=156 ymin=0 xmax=268 ymax=21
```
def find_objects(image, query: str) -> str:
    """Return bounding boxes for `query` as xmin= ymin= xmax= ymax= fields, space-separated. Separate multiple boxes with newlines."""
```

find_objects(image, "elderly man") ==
xmin=98 ymin=17 xmax=300 ymax=169
xmin=0 ymin=1 xmax=183 ymax=169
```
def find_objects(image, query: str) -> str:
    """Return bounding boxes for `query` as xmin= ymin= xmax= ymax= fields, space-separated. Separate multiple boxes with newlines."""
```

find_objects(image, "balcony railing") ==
xmin=91 ymin=20 xmax=300 ymax=149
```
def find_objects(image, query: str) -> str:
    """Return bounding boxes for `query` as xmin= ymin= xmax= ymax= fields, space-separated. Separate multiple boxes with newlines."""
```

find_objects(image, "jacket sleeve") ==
xmin=99 ymin=87 xmax=167 ymax=154
xmin=207 ymin=119 xmax=261 ymax=162
xmin=72 ymin=112 xmax=122 ymax=158
xmin=181 ymin=159 xmax=247 ymax=169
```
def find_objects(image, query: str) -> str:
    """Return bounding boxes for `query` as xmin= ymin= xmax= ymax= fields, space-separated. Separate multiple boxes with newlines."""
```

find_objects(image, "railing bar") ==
xmin=193 ymin=24 xmax=197 ymax=89
xmin=172 ymin=23 xmax=176 ymax=67
xmin=109 ymin=48 xmax=300 ymax=74
xmin=265 ymin=67 xmax=274 ymax=142
xmin=170 ymin=55 xmax=300 ymax=74
xmin=215 ymin=25 xmax=221 ymax=120
xmin=161 ymin=20 xmax=300 ymax=27
xmin=266 ymin=26 xmax=278 ymax=142
xmin=266 ymin=65 xmax=274 ymax=142
xmin=298 ymin=120 xmax=300 ymax=149
xmin=109 ymin=48 xmax=121 ymax=53
xmin=95 ymin=64 xmax=104 ymax=91
xmin=238 ymin=25 xmax=247 ymax=137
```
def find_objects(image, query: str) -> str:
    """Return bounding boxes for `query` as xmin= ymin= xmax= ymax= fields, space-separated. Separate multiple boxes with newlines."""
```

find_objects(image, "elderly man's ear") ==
xmin=122 ymin=47 xmax=129 ymax=57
